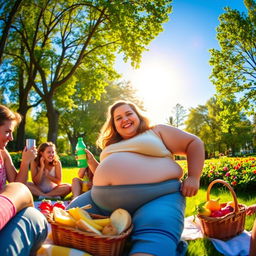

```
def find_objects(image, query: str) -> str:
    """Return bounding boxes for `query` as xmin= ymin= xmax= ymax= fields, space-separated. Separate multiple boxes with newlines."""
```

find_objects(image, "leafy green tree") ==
xmin=185 ymin=97 xmax=254 ymax=158
xmin=209 ymin=0 xmax=256 ymax=114
xmin=185 ymin=98 xmax=222 ymax=158
xmin=2 ymin=0 xmax=172 ymax=146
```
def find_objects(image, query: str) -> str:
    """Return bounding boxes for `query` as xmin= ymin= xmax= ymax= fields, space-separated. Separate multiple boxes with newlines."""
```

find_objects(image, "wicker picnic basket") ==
xmin=48 ymin=213 xmax=133 ymax=256
xmin=197 ymin=179 xmax=246 ymax=240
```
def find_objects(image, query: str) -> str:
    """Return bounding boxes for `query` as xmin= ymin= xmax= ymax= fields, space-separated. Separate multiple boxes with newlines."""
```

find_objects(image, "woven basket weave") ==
xmin=197 ymin=179 xmax=246 ymax=240
xmin=48 ymin=213 xmax=133 ymax=256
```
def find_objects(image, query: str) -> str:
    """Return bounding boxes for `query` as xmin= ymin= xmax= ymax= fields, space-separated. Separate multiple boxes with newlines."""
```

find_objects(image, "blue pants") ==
xmin=130 ymin=193 xmax=187 ymax=256
xmin=0 ymin=207 xmax=48 ymax=256
xmin=67 ymin=180 xmax=187 ymax=256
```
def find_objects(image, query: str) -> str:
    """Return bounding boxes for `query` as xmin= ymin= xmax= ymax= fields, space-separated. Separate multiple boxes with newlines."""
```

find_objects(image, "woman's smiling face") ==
xmin=113 ymin=104 xmax=140 ymax=139
xmin=0 ymin=120 xmax=16 ymax=150
xmin=41 ymin=146 xmax=55 ymax=163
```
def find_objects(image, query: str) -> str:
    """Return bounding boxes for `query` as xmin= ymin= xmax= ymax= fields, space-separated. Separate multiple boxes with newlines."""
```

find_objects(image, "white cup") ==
xmin=26 ymin=139 xmax=36 ymax=149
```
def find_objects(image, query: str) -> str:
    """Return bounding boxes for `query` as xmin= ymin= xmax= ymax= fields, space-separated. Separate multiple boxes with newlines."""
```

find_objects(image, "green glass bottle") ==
xmin=76 ymin=137 xmax=88 ymax=168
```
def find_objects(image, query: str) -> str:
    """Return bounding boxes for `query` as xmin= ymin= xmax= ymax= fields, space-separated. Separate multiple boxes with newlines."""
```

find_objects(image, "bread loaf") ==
xmin=110 ymin=208 xmax=132 ymax=235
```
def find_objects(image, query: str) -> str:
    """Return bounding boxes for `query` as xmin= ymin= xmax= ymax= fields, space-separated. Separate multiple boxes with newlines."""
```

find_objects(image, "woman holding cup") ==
xmin=0 ymin=105 xmax=47 ymax=255
xmin=0 ymin=105 xmax=37 ymax=188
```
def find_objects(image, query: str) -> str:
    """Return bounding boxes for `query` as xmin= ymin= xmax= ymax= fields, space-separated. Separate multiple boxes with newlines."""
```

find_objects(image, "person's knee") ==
xmin=72 ymin=177 xmax=81 ymax=184
xmin=24 ymin=207 xmax=48 ymax=231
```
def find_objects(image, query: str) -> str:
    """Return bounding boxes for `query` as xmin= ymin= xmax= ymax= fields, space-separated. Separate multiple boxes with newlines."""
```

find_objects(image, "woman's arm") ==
xmin=4 ymin=147 xmax=36 ymax=183
xmin=85 ymin=149 xmax=99 ymax=174
xmin=154 ymin=124 xmax=205 ymax=197
xmin=17 ymin=147 xmax=37 ymax=183
xmin=46 ymin=160 xmax=62 ymax=185
xmin=3 ymin=149 xmax=18 ymax=182
xmin=78 ymin=168 xmax=86 ymax=179
xmin=31 ymin=160 xmax=44 ymax=185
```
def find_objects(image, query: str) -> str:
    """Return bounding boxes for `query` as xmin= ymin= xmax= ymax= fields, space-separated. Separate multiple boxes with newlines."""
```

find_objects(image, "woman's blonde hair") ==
xmin=0 ymin=105 xmax=21 ymax=127
xmin=96 ymin=101 xmax=151 ymax=149
xmin=34 ymin=142 xmax=59 ymax=166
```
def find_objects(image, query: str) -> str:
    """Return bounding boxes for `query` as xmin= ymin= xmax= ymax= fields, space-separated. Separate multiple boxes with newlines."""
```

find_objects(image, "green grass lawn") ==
xmin=37 ymin=167 xmax=255 ymax=256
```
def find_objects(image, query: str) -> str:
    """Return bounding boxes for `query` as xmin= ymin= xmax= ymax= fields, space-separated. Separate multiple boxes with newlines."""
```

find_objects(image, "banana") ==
xmin=68 ymin=207 xmax=103 ymax=231
xmin=53 ymin=207 xmax=76 ymax=227
xmin=93 ymin=218 xmax=111 ymax=227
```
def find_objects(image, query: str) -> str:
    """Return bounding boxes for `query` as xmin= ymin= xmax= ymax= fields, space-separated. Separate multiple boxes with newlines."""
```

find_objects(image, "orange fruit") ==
xmin=205 ymin=199 xmax=221 ymax=211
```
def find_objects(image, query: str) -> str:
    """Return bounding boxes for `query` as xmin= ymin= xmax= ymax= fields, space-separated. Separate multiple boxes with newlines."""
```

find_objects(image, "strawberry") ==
xmin=53 ymin=200 xmax=66 ymax=210
xmin=220 ymin=205 xmax=234 ymax=216
xmin=38 ymin=199 xmax=52 ymax=211
xmin=210 ymin=210 xmax=225 ymax=217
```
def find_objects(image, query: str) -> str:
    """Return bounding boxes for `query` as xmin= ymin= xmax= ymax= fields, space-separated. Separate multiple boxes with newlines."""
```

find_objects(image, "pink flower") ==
xmin=223 ymin=166 xmax=229 ymax=171
xmin=225 ymin=172 xmax=231 ymax=177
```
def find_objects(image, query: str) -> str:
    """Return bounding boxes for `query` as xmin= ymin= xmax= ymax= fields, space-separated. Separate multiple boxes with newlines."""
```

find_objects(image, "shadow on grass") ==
xmin=186 ymin=238 xmax=224 ymax=256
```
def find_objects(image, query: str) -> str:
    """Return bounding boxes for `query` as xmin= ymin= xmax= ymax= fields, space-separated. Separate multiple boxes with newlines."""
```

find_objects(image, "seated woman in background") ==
xmin=67 ymin=100 xmax=205 ymax=256
xmin=71 ymin=166 xmax=93 ymax=199
xmin=27 ymin=142 xmax=71 ymax=199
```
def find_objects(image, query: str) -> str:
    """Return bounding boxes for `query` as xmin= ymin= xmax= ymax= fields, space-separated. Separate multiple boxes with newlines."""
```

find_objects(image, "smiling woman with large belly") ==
xmin=93 ymin=152 xmax=183 ymax=186
xmin=67 ymin=101 xmax=205 ymax=256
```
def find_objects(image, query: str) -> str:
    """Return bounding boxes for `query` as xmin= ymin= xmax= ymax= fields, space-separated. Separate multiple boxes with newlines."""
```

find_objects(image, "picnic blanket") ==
xmin=181 ymin=216 xmax=251 ymax=256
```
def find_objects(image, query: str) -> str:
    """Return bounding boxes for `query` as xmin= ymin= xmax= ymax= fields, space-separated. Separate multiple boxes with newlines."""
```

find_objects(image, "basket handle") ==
xmin=206 ymin=179 xmax=239 ymax=213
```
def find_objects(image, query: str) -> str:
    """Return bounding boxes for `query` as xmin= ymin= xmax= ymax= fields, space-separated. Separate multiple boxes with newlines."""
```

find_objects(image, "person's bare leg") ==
xmin=249 ymin=218 xmax=256 ymax=256
xmin=44 ymin=184 xmax=71 ymax=198
xmin=71 ymin=178 xmax=83 ymax=199
xmin=26 ymin=182 xmax=47 ymax=197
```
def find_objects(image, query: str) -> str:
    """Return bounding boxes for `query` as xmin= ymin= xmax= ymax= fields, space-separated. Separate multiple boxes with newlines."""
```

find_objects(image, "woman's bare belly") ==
xmin=93 ymin=152 xmax=183 ymax=185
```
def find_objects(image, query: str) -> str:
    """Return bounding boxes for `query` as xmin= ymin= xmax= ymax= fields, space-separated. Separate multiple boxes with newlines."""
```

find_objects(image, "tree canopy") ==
xmin=209 ymin=0 xmax=256 ymax=114
xmin=0 ymin=0 xmax=173 ymax=147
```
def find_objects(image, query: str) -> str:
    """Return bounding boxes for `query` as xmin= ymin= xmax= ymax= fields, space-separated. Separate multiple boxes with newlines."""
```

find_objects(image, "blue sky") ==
xmin=115 ymin=0 xmax=247 ymax=124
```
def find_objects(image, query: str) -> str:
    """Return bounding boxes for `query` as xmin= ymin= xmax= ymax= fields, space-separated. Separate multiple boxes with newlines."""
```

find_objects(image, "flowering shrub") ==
xmin=178 ymin=157 xmax=256 ymax=192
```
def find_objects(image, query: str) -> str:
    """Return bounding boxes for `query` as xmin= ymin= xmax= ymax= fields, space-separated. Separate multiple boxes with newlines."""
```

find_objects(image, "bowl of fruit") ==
xmin=197 ymin=179 xmax=246 ymax=240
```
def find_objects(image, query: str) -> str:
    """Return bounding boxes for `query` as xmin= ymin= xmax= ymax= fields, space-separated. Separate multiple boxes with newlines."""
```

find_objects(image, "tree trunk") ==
xmin=67 ymin=133 xmax=77 ymax=155
xmin=16 ymin=108 xmax=27 ymax=150
xmin=46 ymin=98 xmax=59 ymax=144
xmin=16 ymin=62 xmax=29 ymax=151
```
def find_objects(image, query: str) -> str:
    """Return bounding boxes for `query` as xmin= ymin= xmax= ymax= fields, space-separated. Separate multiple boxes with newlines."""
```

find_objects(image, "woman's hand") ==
xmin=180 ymin=176 xmax=200 ymax=197
xmin=85 ymin=149 xmax=99 ymax=173
xmin=40 ymin=156 xmax=45 ymax=169
xmin=21 ymin=146 xmax=37 ymax=164
xmin=246 ymin=204 xmax=256 ymax=216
